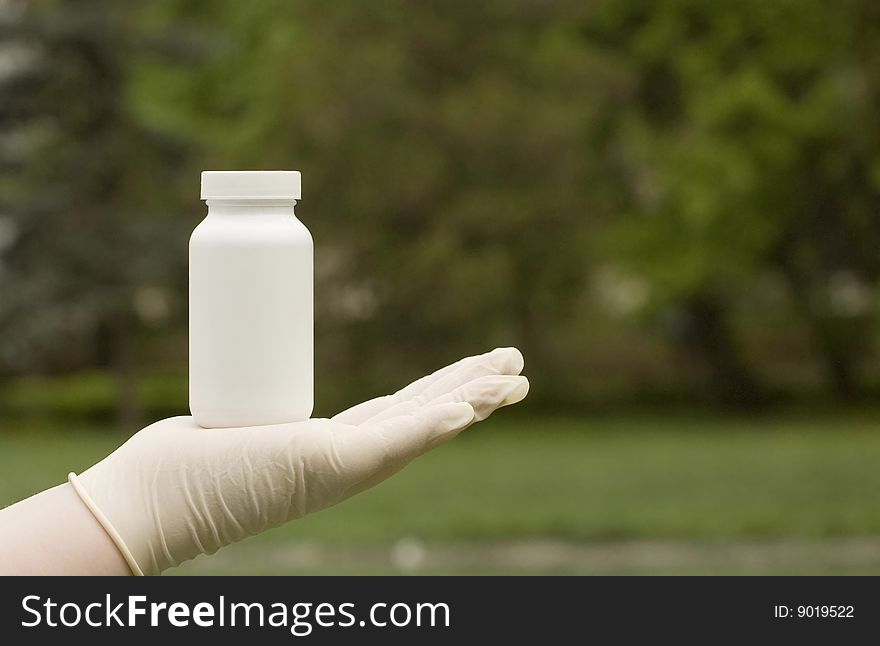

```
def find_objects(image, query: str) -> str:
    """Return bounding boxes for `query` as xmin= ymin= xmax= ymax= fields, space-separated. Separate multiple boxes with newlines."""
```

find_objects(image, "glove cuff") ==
xmin=67 ymin=472 xmax=145 ymax=576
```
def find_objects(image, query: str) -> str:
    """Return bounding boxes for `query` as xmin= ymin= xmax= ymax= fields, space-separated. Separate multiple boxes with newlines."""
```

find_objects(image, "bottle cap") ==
xmin=200 ymin=170 xmax=301 ymax=200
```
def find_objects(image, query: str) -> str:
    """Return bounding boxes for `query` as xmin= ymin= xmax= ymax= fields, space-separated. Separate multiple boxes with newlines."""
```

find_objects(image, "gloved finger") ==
xmin=373 ymin=401 xmax=476 ymax=458
xmin=329 ymin=402 xmax=476 ymax=500
xmin=332 ymin=347 xmax=523 ymax=426
xmin=356 ymin=352 xmax=524 ymax=427
xmin=363 ymin=374 xmax=530 ymax=425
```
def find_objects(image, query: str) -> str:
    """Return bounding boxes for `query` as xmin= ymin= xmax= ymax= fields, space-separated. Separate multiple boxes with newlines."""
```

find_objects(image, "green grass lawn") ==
xmin=2 ymin=411 xmax=880 ymax=574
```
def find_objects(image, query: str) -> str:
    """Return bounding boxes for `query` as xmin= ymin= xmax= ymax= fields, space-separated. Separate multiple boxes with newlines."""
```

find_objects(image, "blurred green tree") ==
xmin=3 ymin=0 xmax=880 ymax=420
xmin=0 ymin=0 xmax=201 ymax=427
xmin=593 ymin=0 xmax=880 ymax=402
xmin=144 ymin=0 xmax=625 ymax=409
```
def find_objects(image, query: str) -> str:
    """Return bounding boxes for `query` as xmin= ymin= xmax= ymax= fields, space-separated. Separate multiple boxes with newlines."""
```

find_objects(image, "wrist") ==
xmin=0 ymin=482 xmax=131 ymax=576
xmin=68 ymin=472 xmax=144 ymax=576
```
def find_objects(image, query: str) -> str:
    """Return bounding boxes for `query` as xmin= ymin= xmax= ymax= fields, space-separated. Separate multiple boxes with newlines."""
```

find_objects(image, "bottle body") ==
xmin=189 ymin=200 xmax=313 ymax=427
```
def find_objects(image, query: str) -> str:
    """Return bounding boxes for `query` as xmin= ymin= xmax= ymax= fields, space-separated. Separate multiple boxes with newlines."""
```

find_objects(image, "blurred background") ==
xmin=3 ymin=0 xmax=880 ymax=574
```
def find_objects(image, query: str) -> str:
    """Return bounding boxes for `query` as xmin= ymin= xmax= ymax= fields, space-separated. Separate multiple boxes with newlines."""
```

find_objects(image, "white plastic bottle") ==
xmin=189 ymin=170 xmax=313 ymax=428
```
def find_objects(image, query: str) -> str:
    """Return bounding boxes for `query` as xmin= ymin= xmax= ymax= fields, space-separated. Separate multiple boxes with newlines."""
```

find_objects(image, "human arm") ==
xmin=0 ymin=347 xmax=528 ymax=575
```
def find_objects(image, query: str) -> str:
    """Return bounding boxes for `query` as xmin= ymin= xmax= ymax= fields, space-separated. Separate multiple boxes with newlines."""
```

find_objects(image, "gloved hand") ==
xmin=68 ymin=348 xmax=528 ymax=575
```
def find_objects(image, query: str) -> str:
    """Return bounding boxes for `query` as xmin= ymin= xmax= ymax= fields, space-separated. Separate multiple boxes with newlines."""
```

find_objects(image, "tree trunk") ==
xmin=821 ymin=332 xmax=857 ymax=399
xmin=97 ymin=313 xmax=142 ymax=432
xmin=511 ymin=255 xmax=550 ymax=404
xmin=779 ymin=267 xmax=861 ymax=400
xmin=679 ymin=292 xmax=763 ymax=407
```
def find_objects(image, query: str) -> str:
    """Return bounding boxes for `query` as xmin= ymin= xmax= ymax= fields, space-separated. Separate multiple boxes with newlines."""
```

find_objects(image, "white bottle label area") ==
xmin=189 ymin=200 xmax=313 ymax=428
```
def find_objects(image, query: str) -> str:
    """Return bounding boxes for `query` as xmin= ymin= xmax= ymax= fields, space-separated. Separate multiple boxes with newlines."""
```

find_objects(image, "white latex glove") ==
xmin=68 ymin=348 xmax=528 ymax=575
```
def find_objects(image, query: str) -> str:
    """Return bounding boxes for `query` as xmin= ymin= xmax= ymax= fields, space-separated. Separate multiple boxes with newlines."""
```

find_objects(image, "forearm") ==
xmin=0 ymin=483 xmax=131 ymax=576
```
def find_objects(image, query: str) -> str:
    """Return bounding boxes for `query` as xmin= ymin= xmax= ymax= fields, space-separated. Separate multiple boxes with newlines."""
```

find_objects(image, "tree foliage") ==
xmin=3 ymin=0 xmax=880 ymax=419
